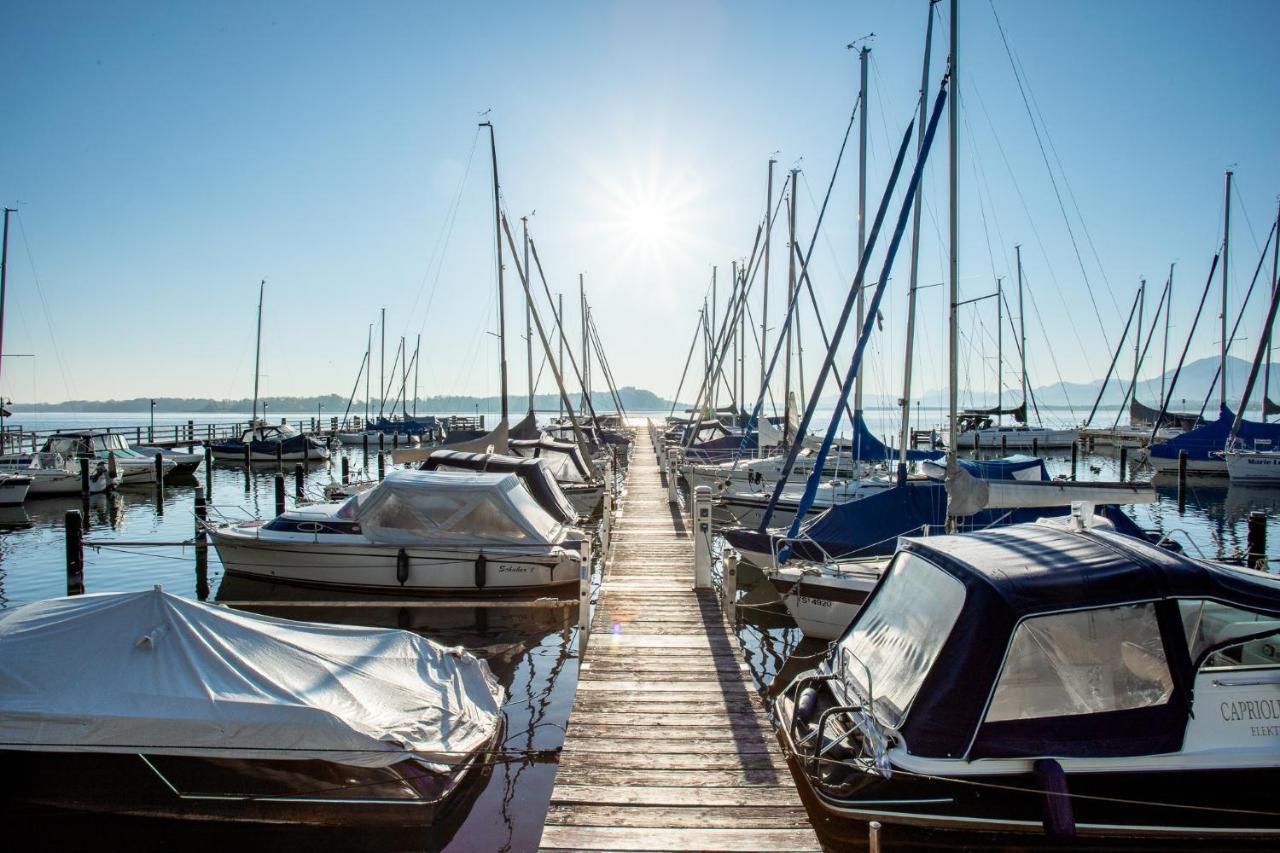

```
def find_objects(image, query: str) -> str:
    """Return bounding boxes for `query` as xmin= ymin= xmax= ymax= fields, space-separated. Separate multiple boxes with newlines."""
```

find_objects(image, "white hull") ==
xmin=1150 ymin=454 xmax=1226 ymax=475
xmin=210 ymin=447 xmax=330 ymax=462
xmin=563 ymin=483 xmax=604 ymax=517
xmin=770 ymin=563 xmax=884 ymax=640
xmin=9 ymin=467 xmax=118 ymax=496
xmin=1080 ymin=426 xmax=1180 ymax=447
xmin=0 ymin=477 xmax=30 ymax=506
xmin=211 ymin=530 xmax=579 ymax=593
xmin=1226 ymin=451 xmax=1280 ymax=484
xmin=337 ymin=431 xmax=415 ymax=447
xmin=954 ymin=427 xmax=1078 ymax=449
xmin=714 ymin=479 xmax=895 ymax=529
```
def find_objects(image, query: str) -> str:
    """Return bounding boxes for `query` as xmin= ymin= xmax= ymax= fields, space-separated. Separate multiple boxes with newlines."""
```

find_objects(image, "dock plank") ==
xmin=540 ymin=425 xmax=819 ymax=852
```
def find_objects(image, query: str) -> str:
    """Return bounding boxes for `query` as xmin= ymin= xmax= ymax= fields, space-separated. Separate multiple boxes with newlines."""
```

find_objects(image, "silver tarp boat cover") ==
xmin=0 ymin=588 xmax=504 ymax=771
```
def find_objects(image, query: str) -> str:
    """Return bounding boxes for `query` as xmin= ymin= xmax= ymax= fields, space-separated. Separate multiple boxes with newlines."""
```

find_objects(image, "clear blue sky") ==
xmin=3 ymin=1 xmax=1278 ymax=414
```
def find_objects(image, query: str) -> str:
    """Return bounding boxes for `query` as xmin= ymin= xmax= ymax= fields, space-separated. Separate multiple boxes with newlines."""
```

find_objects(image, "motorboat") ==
xmin=210 ymin=469 xmax=584 ymax=593
xmin=508 ymin=436 xmax=604 ymax=516
xmin=208 ymin=421 xmax=330 ymax=462
xmin=1224 ymin=446 xmax=1280 ymax=484
xmin=0 ymin=472 xmax=31 ymax=505
xmin=0 ymin=587 xmax=504 ymax=826
xmin=0 ymin=451 xmax=119 ymax=496
xmin=777 ymin=520 xmax=1280 ymax=840
xmin=415 ymin=449 xmax=579 ymax=524
xmin=130 ymin=443 xmax=204 ymax=476
xmin=40 ymin=430 xmax=176 ymax=485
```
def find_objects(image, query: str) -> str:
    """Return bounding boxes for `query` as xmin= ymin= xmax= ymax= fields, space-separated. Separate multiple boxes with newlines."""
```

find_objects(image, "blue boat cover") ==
xmin=884 ymin=524 xmax=1280 ymax=760
xmin=847 ymin=412 xmax=943 ymax=462
xmin=953 ymin=454 xmax=1048 ymax=481
xmin=1149 ymin=404 xmax=1280 ymax=461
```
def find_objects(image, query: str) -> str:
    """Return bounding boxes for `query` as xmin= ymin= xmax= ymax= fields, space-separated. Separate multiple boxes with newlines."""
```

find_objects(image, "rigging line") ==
xmin=1111 ymin=277 xmax=1172 ymax=429
xmin=987 ymin=0 xmax=1115 ymax=347
xmin=13 ymin=214 xmax=75 ymax=402
xmin=1021 ymin=276 xmax=1075 ymax=423
xmin=965 ymin=78 xmax=1093 ymax=372
xmin=1230 ymin=175 xmax=1263 ymax=255
xmin=1150 ymin=253 xmax=1220 ymax=441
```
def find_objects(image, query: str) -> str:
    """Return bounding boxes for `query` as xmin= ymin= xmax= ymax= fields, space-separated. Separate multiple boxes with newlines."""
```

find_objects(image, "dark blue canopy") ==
xmin=846 ymin=412 xmax=943 ymax=462
xmin=1149 ymin=404 xmax=1280 ymax=462
xmin=951 ymin=454 xmax=1048 ymax=481
xmin=889 ymin=524 xmax=1280 ymax=759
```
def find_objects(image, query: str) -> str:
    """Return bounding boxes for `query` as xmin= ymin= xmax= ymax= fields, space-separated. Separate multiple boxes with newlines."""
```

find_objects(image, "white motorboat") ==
xmin=41 ymin=431 xmax=176 ymax=485
xmin=0 ymin=473 xmax=31 ymax=506
xmin=1224 ymin=447 xmax=1280 ymax=484
xmin=0 ymin=587 xmax=505 ymax=826
xmin=0 ymin=452 xmax=119 ymax=496
xmin=211 ymin=469 xmax=584 ymax=593
xmin=130 ymin=444 xmax=204 ymax=476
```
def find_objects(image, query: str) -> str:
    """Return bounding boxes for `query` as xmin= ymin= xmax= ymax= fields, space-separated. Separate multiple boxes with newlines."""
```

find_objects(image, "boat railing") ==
xmin=1156 ymin=528 xmax=1207 ymax=558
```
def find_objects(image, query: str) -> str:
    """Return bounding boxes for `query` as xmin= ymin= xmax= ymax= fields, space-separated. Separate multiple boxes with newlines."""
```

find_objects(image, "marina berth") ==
xmin=0 ymin=587 xmax=504 ymax=826
xmin=210 ymin=469 xmax=584 ymax=594
xmin=777 ymin=521 xmax=1280 ymax=840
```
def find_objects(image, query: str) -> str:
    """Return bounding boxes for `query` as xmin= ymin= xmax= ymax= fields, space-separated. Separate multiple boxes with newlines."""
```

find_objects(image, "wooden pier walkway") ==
xmin=540 ymin=425 xmax=821 ymax=852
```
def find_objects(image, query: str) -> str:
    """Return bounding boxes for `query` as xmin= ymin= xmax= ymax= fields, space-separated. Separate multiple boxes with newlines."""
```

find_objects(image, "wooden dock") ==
xmin=540 ymin=425 xmax=821 ymax=852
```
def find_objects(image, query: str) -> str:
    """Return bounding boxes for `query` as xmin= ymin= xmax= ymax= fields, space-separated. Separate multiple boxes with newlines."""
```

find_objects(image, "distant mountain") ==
xmin=10 ymin=386 xmax=675 ymax=415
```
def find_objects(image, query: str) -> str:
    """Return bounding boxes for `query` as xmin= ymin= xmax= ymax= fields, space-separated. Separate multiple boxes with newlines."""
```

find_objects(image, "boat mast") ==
xmin=854 ymin=44 xmax=870 ymax=418
xmin=996 ymin=277 xmax=1003 ymax=426
xmin=785 ymin=168 xmax=798 ymax=443
xmin=251 ymin=280 xmax=264 ymax=422
xmin=1018 ymin=246 xmax=1027 ymax=418
xmin=558 ymin=292 xmax=565 ymax=419
xmin=1132 ymin=278 xmax=1145 ymax=411
xmin=523 ymin=215 xmax=534 ymax=414
xmin=365 ymin=324 xmax=371 ymax=425
xmin=1161 ymin=263 xmax=1172 ymax=408
xmin=711 ymin=265 xmax=718 ymax=412
xmin=580 ymin=274 xmax=588 ymax=413
xmin=480 ymin=121 xmax=508 ymax=422
xmin=413 ymin=333 xmax=420 ymax=418
xmin=946 ymin=0 xmax=959 ymax=487
xmin=0 ymin=208 xmax=12 ymax=396
xmin=761 ymin=159 xmax=775 ymax=392
xmin=1267 ymin=201 xmax=1280 ymax=420
xmin=400 ymin=336 xmax=408 ymax=419
xmin=1221 ymin=169 xmax=1232 ymax=410
xmin=898 ymin=2 xmax=936 ymax=469
xmin=379 ymin=307 xmax=386 ymax=418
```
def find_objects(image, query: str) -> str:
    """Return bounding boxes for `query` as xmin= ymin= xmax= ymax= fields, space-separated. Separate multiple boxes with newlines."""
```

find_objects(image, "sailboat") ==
xmin=206 ymin=282 xmax=329 ymax=463
xmin=1223 ymin=236 xmax=1280 ymax=483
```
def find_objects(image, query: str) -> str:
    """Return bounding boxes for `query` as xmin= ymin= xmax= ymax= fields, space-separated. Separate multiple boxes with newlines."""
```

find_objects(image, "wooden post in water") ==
xmin=294 ymin=462 xmax=304 ymax=500
xmin=341 ymin=455 xmax=349 ymax=485
xmin=1070 ymin=441 xmax=1078 ymax=481
xmin=194 ymin=485 xmax=208 ymax=540
xmin=377 ymin=451 xmax=385 ymax=480
xmin=194 ymin=485 xmax=209 ymax=600
xmin=244 ymin=442 xmax=251 ymax=470
xmin=1248 ymin=511 xmax=1267 ymax=571
xmin=1177 ymin=450 xmax=1188 ymax=512
xmin=79 ymin=457 xmax=90 ymax=498
xmin=1001 ymin=433 xmax=1007 ymax=455
xmin=274 ymin=472 xmax=285 ymax=517
xmin=203 ymin=443 xmax=213 ymax=498
xmin=1119 ymin=446 xmax=1128 ymax=482
xmin=187 ymin=420 xmax=195 ymax=451
xmin=154 ymin=452 xmax=164 ymax=487
xmin=1032 ymin=437 xmax=1039 ymax=456
xmin=65 ymin=511 xmax=84 ymax=595
xmin=362 ymin=433 xmax=369 ymax=462
xmin=275 ymin=439 xmax=283 ymax=467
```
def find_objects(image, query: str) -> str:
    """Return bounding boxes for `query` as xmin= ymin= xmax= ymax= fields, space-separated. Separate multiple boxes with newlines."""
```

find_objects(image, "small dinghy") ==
xmin=211 ymin=469 xmax=584 ymax=594
xmin=0 ymin=587 xmax=505 ymax=826
xmin=777 ymin=520 xmax=1280 ymax=840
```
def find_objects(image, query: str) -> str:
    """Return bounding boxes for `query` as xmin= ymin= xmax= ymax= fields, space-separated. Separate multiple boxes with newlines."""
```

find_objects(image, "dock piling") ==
xmin=377 ymin=451 xmax=385 ymax=480
xmin=294 ymin=462 xmax=304 ymax=500
xmin=1177 ymin=450 xmax=1188 ymax=512
xmin=154 ymin=452 xmax=164 ymax=486
xmin=194 ymin=486 xmax=208 ymax=540
xmin=274 ymin=472 xmax=285 ymax=517
xmin=341 ymin=456 xmax=350 ymax=485
xmin=1001 ymin=433 xmax=1007 ymax=455
xmin=1119 ymin=446 xmax=1128 ymax=482
xmin=65 ymin=511 xmax=84 ymax=596
xmin=79 ymin=457 xmax=90 ymax=498
xmin=1248 ymin=511 xmax=1267 ymax=571
xmin=1071 ymin=441 xmax=1078 ymax=480
xmin=1032 ymin=437 xmax=1039 ymax=456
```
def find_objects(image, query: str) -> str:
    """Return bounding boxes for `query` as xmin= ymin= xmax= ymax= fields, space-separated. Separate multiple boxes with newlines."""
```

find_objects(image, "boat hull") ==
xmin=1226 ymin=451 xmax=1280 ymax=484
xmin=211 ymin=530 xmax=580 ymax=593
xmin=955 ymin=427 xmax=1078 ymax=449
xmin=770 ymin=566 xmax=879 ymax=641
xmin=0 ymin=476 xmax=31 ymax=506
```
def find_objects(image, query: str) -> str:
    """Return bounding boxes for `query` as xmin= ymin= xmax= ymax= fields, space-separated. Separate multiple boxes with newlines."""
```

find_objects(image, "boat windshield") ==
xmin=92 ymin=434 xmax=130 ymax=452
xmin=836 ymin=551 xmax=965 ymax=729
xmin=1180 ymin=599 xmax=1280 ymax=668
xmin=985 ymin=603 xmax=1173 ymax=722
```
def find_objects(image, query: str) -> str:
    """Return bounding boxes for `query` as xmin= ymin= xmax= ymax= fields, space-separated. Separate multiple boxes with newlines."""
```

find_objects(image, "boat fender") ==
xmin=796 ymin=686 xmax=819 ymax=723
xmin=396 ymin=548 xmax=409 ymax=586
xmin=475 ymin=553 xmax=487 ymax=589
xmin=1033 ymin=758 xmax=1075 ymax=840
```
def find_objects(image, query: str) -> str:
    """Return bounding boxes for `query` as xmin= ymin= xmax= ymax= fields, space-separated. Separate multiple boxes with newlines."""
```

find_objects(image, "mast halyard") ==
xmin=996 ymin=277 xmax=1003 ymax=426
xmin=251 ymin=280 xmax=265 ymax=423
xmin=413 ymin=333 xmax=420 ymax=418
xmin=480 ymin=121 xmax=509 ymax=422
xmin=365 ymin=324 xmax=371 ymax=425
xmin=0 ymin=208 xmax=12 ymax=394
xmin=1267 ymin=202 xmax=1280 ymax=419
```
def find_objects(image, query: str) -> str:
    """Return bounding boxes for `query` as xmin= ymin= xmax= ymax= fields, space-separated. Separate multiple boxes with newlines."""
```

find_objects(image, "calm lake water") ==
xmin=1 ymin=410 xmax=1276 ymax=851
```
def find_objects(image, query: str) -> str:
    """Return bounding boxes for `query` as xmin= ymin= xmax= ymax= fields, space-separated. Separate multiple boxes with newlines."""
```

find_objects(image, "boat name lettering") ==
xmin=498 ymin=564 xmax=529 ymax=573
xmin=1220 ymin=698 xmax=1280 ymax=723
xmin=798 ymin=596 xmax=833 ymax=608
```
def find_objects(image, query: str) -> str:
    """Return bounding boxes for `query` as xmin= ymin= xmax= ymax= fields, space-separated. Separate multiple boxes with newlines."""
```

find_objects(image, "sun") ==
xmin=621 ymin=195 xmax=675 ymax=250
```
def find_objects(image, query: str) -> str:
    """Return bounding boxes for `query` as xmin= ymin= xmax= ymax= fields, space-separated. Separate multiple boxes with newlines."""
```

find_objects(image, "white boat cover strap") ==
xmin=0 ymin=589 xmax=504 ymax=771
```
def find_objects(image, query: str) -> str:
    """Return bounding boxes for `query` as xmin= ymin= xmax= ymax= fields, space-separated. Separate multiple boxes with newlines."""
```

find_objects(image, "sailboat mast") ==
xmin=1162 ymin=264 xmax=1173 ymax=408
xmin=946 ymin=0 xmax=959 ymax=470
xmin=762 ymin=159 xmax=775 ymax=392
xmin=0 ymin=208 xmax=12 ymax=393
xmin=1017 ymin=246 xmax=1027 ymax=415
xmin=558 ymin=292 xmax=565 ymax=419
xmin=400 ymin=337 xmax=408 ymax=419
xmin=1267 ymin=202 xmax=1280 ymax=419
xmin=251 ymin=280 xmax=265 ymax=422
xmin=413 ymin=333 xmax=420 ymax=418
xmin=480 ymin=121 xmax=508 ymax=422
xmin=785 ymin=168 xmax=798 ymax=442
xmin=854 ymin=44 xmax=870 ymax=416
xmin=580 ymin=274 xmax=588 ymax=413
xmin=711 ymin=266 xmax=718 ymax=411
xmin=996 ymin=277 xmax=1003 ymax=426
xmin=898 ymin=2 xmax=935 ymax=469
xmin=379 ymin=307 xmax=386 ymax=417
xmin=1221 ymin=169 xmax=1232 ymax=410
xmin=1133 ymin=278 xmax=1145 ymax=405
xmin=523 ymin=216 xmax=534 ymax=414
xmin=365 ymin=324 xmax=371 ymax=424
